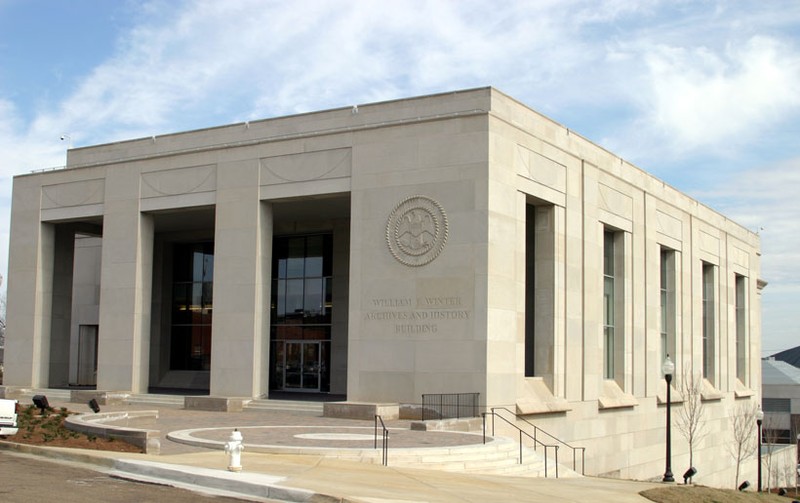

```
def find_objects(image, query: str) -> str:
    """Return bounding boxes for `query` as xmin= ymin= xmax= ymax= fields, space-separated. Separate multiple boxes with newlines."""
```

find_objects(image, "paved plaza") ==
xmin=0 ymin=395 xmax=663 ymax=502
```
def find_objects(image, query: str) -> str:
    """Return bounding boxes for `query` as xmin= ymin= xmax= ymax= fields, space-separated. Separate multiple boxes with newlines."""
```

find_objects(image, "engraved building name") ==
xmin=365 ymin=296 xmax=471 ymax=334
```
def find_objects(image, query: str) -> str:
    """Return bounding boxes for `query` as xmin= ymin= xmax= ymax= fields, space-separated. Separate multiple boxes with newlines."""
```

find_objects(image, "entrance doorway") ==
xmin=284 ymin=341 xmax=321 ymax=391
xmin=76 ymin=325 xmax=98 ymax=386
xmin=271 ymin=340 xmax=330 ymax=392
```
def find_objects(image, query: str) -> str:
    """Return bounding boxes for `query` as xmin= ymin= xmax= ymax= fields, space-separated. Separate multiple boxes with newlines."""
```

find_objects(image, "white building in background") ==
xmin=2 ymin=87 xmax=765 ymax=486
xmin=762 ymin=357 xmax=800 ymax=443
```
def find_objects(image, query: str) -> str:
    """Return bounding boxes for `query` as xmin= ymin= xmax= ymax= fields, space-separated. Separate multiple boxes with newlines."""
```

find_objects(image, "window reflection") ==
xmin=170 ymin=242 xmax=213 ymax=371
xmin=270 ymin=234 xmax=333 ymax=392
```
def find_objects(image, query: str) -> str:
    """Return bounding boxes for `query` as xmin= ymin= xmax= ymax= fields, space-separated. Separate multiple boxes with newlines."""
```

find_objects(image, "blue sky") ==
xmin=0 ymin=0 xmax=798 ymax=355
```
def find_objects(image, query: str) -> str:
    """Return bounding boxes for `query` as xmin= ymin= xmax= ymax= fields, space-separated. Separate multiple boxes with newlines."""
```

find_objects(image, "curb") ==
xmin=0 ymin=441 xmax=349 ymax=503
xmin=111 ymin=458 xmax=345 ymax=502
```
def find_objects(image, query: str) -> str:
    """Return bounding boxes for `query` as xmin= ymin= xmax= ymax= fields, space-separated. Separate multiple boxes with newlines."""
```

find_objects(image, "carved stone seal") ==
xmin=385 ymin=195 xmax=448 ymax=267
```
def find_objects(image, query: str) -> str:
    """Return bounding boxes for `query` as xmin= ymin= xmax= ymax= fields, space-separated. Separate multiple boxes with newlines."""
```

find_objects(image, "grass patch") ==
xmin=641 ymin=485 xmax=796 ymax=503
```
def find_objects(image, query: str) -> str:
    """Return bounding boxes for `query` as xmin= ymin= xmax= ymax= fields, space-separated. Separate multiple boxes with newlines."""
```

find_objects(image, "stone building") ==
xmin=2 ymin=87 xmax=764 ymax=485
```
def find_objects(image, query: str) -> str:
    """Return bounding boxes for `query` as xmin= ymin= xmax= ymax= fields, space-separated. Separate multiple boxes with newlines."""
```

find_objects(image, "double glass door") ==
xmin=283 ymin=341 xmax=321 ymax=391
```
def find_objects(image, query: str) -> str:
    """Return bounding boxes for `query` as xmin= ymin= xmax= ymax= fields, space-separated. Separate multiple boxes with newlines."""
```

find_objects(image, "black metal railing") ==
xmin=490 ymin=407 xmax=586 ymax=475
xmin=421 ymin=393 xmax=480 ymax=421
xmin=374 ymin=415 xmax=388 ymax=466
xmin=482 ymin=410 xmax=559 ymax=478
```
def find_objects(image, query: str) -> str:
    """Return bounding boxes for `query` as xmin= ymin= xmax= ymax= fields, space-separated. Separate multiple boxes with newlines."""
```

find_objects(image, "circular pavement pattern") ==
xmin=167 ymin=425 xmax=486 ymax=452
xmin=294 ymin=433 xmax=374 ymax=441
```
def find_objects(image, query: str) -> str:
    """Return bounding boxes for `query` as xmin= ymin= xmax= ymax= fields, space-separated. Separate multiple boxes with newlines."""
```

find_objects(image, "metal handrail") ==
xmin=421 ymin=393 xmax=480 ymax=421
xmin=492 ymin=407 xmax=586 ymax=475
xmin=482 ymin=411 xmax=559 ymax=478
xmin=374 ymin=415 xmax=388 ymax=466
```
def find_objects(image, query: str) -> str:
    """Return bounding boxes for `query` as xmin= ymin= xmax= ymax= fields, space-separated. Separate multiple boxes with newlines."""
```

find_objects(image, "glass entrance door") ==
xmin=283 ymin=341 xmax=320 ymax=391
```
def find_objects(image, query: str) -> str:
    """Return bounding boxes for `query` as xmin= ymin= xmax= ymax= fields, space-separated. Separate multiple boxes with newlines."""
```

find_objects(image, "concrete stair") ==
xmin=372 ymin=436 xmax=580 ymax=478
xmin=245 ymin=398 xmax=324 ymax=414
xmin=127 ymin=394 xmax=185 ymax=407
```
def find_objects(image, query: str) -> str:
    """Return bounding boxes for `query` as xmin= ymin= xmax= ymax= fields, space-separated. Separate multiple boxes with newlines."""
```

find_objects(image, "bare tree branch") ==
xmin=675 ymin=365 xmax=706 ymax=470
xmin=729 ymin=401 xmax=760 ymax=489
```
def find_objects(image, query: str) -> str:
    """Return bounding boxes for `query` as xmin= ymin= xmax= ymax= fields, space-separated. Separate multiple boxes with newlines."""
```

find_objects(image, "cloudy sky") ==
xmin=0 ymin=0 xmax=798 ymax=355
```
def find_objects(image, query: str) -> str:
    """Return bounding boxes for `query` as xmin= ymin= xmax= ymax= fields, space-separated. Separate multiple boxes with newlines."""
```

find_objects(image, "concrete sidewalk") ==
xmin=0 ymin=397 xmax=662 ymax=502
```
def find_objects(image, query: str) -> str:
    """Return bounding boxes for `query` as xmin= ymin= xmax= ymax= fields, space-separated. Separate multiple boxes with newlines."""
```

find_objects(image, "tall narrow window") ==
xmin=660 ymin=248 xmax=676 ymax=364
xmin=525 ymin=204 xmax=536 ymax=377
xmin=702 ymin=263 xmax=716 ymax=382
xmin=525 ymin=203 xmax=554 ymax=380
xmin=735 ymin=275 xmax=747 ymax=383
xmin=603 ymin=230 xmax=617 ymax=380
xmin=270 ymin=234 xmax=333 ymax=392
xmin=170 ymin=242 xmax=214 ymax=371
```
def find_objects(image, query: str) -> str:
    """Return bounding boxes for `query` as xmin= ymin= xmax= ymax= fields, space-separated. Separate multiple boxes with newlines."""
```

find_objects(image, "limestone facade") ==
xmin=4 ymin=88 xmax=764 ymax=486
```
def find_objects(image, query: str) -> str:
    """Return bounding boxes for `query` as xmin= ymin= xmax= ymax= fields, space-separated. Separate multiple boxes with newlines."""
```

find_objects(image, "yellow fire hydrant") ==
xmin=224 ymin=429 xmax=244 ymax=472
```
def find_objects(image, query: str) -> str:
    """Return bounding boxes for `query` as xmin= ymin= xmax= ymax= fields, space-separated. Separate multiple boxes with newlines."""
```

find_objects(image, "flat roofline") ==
xmin=67 ymin=86 xmax=494 ymax=155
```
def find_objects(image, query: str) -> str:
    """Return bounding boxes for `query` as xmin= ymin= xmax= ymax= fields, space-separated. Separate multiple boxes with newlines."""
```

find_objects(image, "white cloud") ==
xmin=643 ymin=36 xmax=800 ymax=152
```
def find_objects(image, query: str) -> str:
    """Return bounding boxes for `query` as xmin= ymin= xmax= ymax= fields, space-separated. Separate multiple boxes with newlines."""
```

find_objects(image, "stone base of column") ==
xmin=323 ymin=401 xmax=400 ymax=420
xmin=184 ymin=396 xmax=250 ymax=412
xmin=70 ymin=390 xmax=130 ymax=405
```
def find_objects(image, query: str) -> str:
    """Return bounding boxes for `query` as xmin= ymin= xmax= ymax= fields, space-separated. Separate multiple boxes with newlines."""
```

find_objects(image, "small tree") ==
xmin=729 ymin=401 xmax=760 ymax=489
xmin=675 ymin=366 xmax=706 ymax=469
xmin=762 ymin=414 xmax=782 ymax=492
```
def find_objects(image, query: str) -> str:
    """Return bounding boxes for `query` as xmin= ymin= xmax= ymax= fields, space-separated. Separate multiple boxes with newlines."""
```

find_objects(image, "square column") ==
xmin=96 ymin=170 xmax=154 ymax=393
xmin=5 ymin=177 xmax=53 ymax=387
xmin=210 ymin=159 xmax=272 ymax=398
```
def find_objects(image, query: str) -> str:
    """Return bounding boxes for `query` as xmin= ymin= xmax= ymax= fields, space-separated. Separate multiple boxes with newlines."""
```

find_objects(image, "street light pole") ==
xmin=756 ymin=407 xmax=764 ymax=492
xmin=662 ymin=355 xmax=675 ymax=483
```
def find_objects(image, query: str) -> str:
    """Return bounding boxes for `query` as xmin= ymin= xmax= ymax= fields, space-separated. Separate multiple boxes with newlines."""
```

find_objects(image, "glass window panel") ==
xmin=172 ymin=246 xmax=192 ymax=281
xmin=271 ymin=280 xmax=280 ymax=320
xmin=605 ymin=326 xmax=614 ymax=379
xmin=202 ymin=281 xmax=213 ymax=324
xmin=736 ymin=275 xmax=747 ymax=382
xmin=271 ymin=340 xmax=284 ymax=389
xmin=305 ymin=235 xmax=324 ymax=277
xmin=171 ymin=284 xmax=191 ymax=324
xmin=193 ymin=248 xmax=204 ymax=282
xmin=286 ymin=238 xmax=305 ymax=278
xmin=323 ymin=277 xmax=332 ymax=322
xmin=323 ymin=234 xmax=333 ymax=277
xmin=276 ymin=279 xmax=286 ymax=319
xmin=304 ymin=278 xmax=323 ymax=319
xmin=272 ymin=238 xmax=287 ymax=277
xmin=603 ymin=277 xmax=614 ymax=325
xmin=302 ymin=343 xmax=320 ymax=389
xmin=284 ymin=343 xmax=302 ymax=388
xmin=286 ymin=279 xmax=304 ymax=318
xmin=320 ymin=341 xmax=331 ymax=392
xmin=603 ymin=231 xmax=614 ymax=275
xmin=170 ymin=242 xmax=214 ymax=372
xmin=203 ymin=253 xmax=214 ymax=282
xmin=172 ymin=282 xmax=190 ymax=305
xmin=702 ymin=264 xmax=715 ymax=379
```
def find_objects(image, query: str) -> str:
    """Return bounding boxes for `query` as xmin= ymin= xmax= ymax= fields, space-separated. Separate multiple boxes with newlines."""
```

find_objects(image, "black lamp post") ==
xmin=756 ymin=407 xmax=764 ymax=492
xmin=662 ymin=355 xmax=675 ymax=483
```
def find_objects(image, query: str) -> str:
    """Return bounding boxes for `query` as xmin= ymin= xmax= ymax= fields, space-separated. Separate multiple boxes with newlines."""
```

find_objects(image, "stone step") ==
xmin=386 ymin=436 xmax=576 ymax=479
xmin=245 ymin=399 xmax=324 ymax=413
xmin=127 ymin=394 xmax=185 ymax=406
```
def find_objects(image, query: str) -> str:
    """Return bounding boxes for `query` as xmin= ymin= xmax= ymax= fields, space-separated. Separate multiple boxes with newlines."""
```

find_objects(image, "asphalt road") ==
xmin=0 ymin=450 xmax=255 ymax=502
